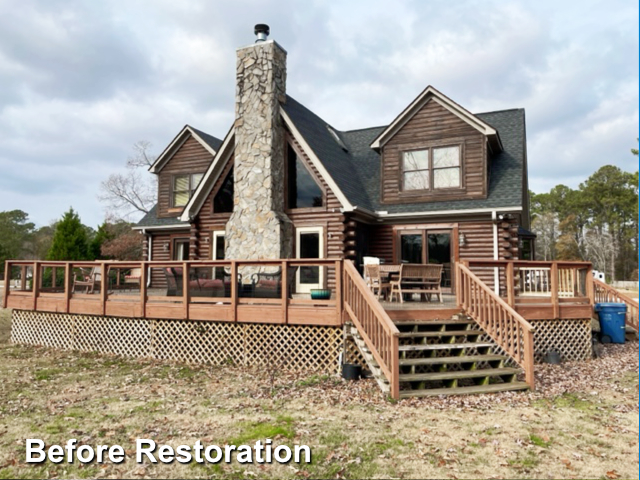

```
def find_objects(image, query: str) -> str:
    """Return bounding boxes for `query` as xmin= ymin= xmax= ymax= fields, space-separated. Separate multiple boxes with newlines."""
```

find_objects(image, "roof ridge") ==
xmin=476 ymin=107 xmax=524 ymax=115
xmin=341 ymin=125 xmax=387 ymax=134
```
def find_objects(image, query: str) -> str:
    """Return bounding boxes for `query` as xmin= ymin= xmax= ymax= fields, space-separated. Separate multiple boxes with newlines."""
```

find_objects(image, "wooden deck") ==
xmin=3 ymin=259 xmax=596 ymax=326
xmin=3 ymin=259 xmax=345 ymax=327
xmin=3 ymin=257 xmax=617 ymax=400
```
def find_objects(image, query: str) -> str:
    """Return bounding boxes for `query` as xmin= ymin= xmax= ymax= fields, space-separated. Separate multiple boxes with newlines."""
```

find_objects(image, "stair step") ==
xmin=398 ymin=329 xmax=483 ymax=338
xmin=399 ymin=342 xmax=494 ymax=352
xmin=394 ymin=319 xmax=474 ymax=327
xmin=399 ymin=354 xmax=506 ymax=366
xmin=400 ymin=367 xmax=521 ymax=382
xmin=399 ymin=381 xmax=530 ymax=398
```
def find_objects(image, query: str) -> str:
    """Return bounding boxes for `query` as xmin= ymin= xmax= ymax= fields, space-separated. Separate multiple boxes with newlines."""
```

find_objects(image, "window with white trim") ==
xmin=402 ymin=145 xmax=461 ymax=191
xmin=172 ymin=173 xmax=204 ymax=207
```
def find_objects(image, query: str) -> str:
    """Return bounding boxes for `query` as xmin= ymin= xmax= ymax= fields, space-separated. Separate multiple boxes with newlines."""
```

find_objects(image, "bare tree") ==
xmin=584 ymin=229 xmax=617 ymax=281
xmin=99 ymin=141 xmax=158 ymax=220
xmin=532 ymin=212 xmax=557 ymax=260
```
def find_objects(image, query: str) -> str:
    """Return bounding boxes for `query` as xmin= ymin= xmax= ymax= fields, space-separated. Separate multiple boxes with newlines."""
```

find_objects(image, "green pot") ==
xmin=310 ymin=289 xmax=331 ymax=300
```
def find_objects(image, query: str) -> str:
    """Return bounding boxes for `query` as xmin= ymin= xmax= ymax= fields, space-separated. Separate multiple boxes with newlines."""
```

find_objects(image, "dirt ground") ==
xmin=0 ymin=303 xmax=638 ymax=479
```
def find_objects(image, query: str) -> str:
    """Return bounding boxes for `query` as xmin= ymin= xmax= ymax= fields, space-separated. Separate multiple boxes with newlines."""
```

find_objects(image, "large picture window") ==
xmin=287 ymin=144 xmax=323 ymax=209
xmin=402 ymin=145 xmax=461 ymax=191
xmin=172 ymin=173 xmax=204 ymax=207
xmin=213 ymin=169 xmax=234 ymax=213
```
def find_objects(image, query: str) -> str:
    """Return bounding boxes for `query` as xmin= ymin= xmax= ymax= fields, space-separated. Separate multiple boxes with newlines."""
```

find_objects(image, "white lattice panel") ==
xmin=531 ymin=318 xmax=591 ymax=363
xmin=10 ymin=310 xmax=342 ymax=373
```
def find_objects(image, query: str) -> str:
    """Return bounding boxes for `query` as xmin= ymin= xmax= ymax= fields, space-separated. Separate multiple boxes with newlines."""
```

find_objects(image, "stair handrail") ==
xmin=343 ymin=260 xmax=400 ymax=399
xmin=593 ymin=279 xmax=639 ymax=332
xmin=456 ymin=263 xmax=536 ymax=390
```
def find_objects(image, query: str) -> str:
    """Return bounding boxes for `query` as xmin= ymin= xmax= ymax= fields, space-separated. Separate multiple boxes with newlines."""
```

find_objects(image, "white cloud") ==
xmin=0 ymin=0 xmax=637 ymax=228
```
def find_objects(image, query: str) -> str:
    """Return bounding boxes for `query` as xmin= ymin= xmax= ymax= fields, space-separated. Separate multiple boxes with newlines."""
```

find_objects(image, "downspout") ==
xmin=144 ymin=229 xmax=152 ymax=288
xmin=492 ymin=211 xmax=500 ymax=295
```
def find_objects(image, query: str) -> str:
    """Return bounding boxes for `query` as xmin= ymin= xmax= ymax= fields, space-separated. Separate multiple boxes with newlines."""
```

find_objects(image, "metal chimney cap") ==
xmin=254 ymin=24 xmax=270 ymax=42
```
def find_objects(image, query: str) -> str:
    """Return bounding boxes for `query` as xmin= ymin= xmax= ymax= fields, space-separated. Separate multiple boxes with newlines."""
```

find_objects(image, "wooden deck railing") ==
xmin=456 ymin=263 xmax=535 ymax=390
xmin=343 ymin=260 xmax=400 ymax=399
xmin=593 ymin=278 xmax=639 ymax=332
xmin=2 ymin=259 xmax=344 ymax=327
xmin=464 ymin=259 xmax=593 ymax=320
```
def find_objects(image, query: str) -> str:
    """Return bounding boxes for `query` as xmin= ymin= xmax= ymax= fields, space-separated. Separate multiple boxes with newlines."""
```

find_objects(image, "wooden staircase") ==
xmin=349 ymin=316 xmax=529 ymax=398
xmin=342 ymin=260 xmax=535 ymax=399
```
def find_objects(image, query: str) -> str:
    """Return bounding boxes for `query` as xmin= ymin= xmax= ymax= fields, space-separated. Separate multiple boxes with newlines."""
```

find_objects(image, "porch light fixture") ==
xmin=163 ymin=242 xmax=169 ymax=252
xmin=458 ymin=232 xmax=467 ymax=247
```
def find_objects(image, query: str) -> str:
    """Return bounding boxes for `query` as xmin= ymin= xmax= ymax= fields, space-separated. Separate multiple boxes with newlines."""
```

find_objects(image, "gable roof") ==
xmin=283 ymin=98 xmax=526 ymax=217
xmin=140 ymin=90 xmax=527 ymax=226
xmin=148 ymin=125 xmax=223 ymax=174
xmin=369 ymin=86 xmax=502 ymax=152
xmin=179 ymin=127 xmax=236 ymax=222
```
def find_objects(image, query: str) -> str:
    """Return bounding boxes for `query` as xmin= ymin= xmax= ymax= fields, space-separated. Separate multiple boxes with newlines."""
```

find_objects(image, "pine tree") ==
xmin=47 ymin=208 xmax=90 ymax=261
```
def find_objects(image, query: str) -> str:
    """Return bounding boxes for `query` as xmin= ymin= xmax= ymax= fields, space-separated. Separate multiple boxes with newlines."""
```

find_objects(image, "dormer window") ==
xmin=172 ymin=173 xmax=203 ymax=207
xmin=402 ymin=145 xmax=461 ymax=191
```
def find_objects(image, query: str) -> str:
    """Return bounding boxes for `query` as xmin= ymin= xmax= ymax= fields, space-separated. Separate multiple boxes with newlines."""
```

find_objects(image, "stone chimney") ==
xmin=225 ymin=25 xmax=293 ymax=260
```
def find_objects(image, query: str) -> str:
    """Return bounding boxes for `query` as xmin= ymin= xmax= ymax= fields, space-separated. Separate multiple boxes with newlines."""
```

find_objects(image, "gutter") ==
xmin=132 ymin=224 xmax=190 ymax=231
xmin=375 ymin=206 xmax=522 ymax=219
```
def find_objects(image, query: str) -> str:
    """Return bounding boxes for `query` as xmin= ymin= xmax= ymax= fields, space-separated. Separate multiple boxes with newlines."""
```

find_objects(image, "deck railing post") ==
xmin=550 ymin=262 xmax=559 ymax=319
xmin=20 ymin=265 xmax=27 ymax=291
xmin=32 ymin=261 xmax=40 ymax=309
xmin=390 ymin=333 xmax=400 ymax=400
xmin=231 ymin=261 xmax=237 ymax=322
xmin=281 ymin=260 xmax=288 ymax=324
xmin=183 ymin=261 xmax=189 ymax=320
xmin=2 ymin=261 xmax=10 ymax=309
xmin=140 ymin=261 xmax=147 ymax=318
xmin=585 ymin=264 xmax=594 ymax=305
xmin=100 ymin=262 xmax=107 ymax=316
xmin=64 ymin=263 xmax=71 ymax=313
xmin=335 ymin=260 xmax=343 ymax=324
xmin=506 ymin=261 xmax=515 ymax=307
xmin=523 ymin=329 xmax=535 ymax=390
xmin=2 ymin=260 xmax=10 ymax=309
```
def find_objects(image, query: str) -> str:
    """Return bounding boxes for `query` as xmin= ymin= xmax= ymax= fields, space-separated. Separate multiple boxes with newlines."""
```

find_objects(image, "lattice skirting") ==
xmin=11 ymin=310 xmax=343 ymax=373
xmin=530 ymin=318 xmax=591 ymax=363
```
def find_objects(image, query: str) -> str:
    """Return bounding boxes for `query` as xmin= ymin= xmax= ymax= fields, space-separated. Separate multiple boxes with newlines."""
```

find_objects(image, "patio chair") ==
xmin=72 ymin=267 xmax=102 ymax=294
xmin=124 ymin=268 xmax=142 ymax=288
xmin=164 ymin=267 xmax=240 ymax=298
xmin=250 ymin=269 xmax=283 ymax=298
xmin=389 ymin=264 xmax=443 ymax=304
xmin=364 ymin=264 xmax=390 ymax=300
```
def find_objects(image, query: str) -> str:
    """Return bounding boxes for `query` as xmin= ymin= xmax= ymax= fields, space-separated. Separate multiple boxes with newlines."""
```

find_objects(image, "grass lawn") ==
xmin=0 ymin=304 xmax=638 ymax=479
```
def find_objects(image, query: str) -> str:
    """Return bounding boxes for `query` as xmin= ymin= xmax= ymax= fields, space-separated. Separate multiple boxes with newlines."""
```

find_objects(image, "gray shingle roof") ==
xmin=136 ymin=205 xmax=189 ymax=228
xmin=283 ymin=96 xmax=374 ymax=209
xmin=284 ymin=96 xmax=526 ymax=214
xmin=190 ymin=126 xmax=224 ymax=152
xmin=139 ymin=96 xmax=526 ymax=229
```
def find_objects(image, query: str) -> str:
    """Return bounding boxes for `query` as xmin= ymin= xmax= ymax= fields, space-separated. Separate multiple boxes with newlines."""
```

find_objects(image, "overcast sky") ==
xmin=0 ymin=0 xmax=637 ymax=227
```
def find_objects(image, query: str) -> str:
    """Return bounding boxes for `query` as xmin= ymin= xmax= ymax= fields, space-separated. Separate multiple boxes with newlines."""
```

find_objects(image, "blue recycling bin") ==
xmin=595 ymin=303 xmax=627 ymax=343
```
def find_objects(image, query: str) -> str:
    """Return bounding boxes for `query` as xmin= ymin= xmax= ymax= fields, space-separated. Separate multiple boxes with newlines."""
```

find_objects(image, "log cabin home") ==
xmin=135 ymin=31 xmax=535 ymax=293
xmin=5 ymin=25 xmax=638 ymax=399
